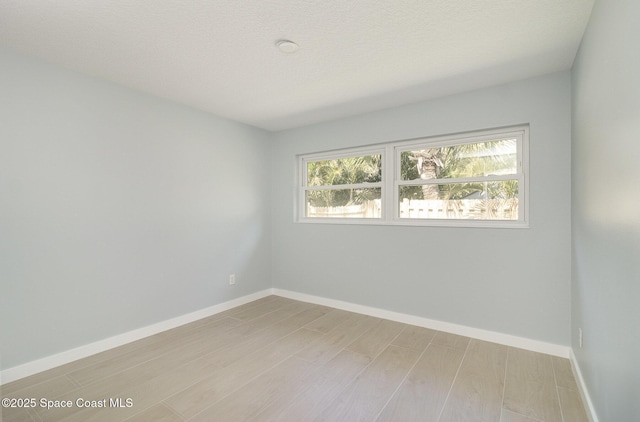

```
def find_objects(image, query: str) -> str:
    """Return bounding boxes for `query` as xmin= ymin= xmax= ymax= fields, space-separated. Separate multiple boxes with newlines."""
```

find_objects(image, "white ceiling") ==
xmin=0 ymin=0 xmax=594 ymax=131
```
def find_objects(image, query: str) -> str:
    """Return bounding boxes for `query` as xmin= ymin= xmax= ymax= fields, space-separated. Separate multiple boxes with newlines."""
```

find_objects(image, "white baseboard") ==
xmin=273 ymin=288 xmax=570 ymax=358
xmin=0 ymin=289 xmax=272 ymax=385
xmin=1 ymin=287 xmax=574 ymax=386
xmin=569 ymin=349 xmax=599 ymax=422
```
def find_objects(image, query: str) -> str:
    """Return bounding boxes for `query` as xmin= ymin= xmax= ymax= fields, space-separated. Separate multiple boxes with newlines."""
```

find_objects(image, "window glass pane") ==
xmin=399 ymin=181 xmax=518 ymax=220
xmin=306 ymin=188 xmax=381 ymax=218
xmin=307 ymin=154 xmax=382 ymax=186
xmin=400 ymin=139 xmax=517 ymax=181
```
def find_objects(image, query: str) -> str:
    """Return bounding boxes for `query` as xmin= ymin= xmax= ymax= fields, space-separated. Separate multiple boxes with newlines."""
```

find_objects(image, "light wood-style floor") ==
xmin=1 ymin=296 xmax=589 ymax=422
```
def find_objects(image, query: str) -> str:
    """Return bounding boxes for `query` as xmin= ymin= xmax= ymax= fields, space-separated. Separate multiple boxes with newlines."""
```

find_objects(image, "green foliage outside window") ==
xmin=400 ymin=139 xmax=518 ymax=200
xmin=306 ymin=154 xmax=381 ymax=207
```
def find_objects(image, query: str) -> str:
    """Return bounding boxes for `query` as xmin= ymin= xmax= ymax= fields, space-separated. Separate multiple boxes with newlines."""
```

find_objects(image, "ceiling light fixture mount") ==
xmin=275 ymin=39 xmax=299 ymax=53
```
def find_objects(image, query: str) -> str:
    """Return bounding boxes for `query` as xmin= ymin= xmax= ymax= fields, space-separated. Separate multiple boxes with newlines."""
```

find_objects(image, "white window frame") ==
xmin=299 ymin=147 xmax=385 ymax=223
xmin=297 ymin=125 xmax=529 ymax=228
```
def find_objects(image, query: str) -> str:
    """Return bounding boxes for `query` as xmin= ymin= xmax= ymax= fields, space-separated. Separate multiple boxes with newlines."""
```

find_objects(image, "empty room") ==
xmin=1 ymin=0 xmax=638 ymax=421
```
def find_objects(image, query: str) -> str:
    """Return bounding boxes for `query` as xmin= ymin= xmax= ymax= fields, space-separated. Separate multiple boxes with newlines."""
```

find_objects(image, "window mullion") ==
xmin=383 ymin=144 xmax=395 ymax=221
xmin=398 ymin=174 xmax=518 ymax=186
xmin=305 ymin=182 xmax=382 ymax=191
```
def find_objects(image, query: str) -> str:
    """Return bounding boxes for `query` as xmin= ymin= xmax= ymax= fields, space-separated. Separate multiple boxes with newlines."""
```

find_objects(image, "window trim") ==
xmin=296 ymin=125 xmax=529 ymax=228
xmin=299 ymin=147 xmax=385 ymax=222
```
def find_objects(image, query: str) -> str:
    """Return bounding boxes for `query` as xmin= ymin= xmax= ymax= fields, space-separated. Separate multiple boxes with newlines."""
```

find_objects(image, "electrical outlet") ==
xmin=229 ymin=274 xmax=236 ymax=285
xmin=578 ymin=328 xmax=583 ymax=348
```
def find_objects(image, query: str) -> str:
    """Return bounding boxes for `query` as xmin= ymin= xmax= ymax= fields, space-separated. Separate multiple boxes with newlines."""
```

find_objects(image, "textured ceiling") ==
xmin=0 ymin=0 xmax=594 ymax=131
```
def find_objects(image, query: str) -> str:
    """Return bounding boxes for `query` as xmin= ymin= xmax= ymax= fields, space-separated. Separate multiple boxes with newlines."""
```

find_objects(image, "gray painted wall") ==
xmin=0 ymin=49 xmax=272 ymax=370
xmin=571 ymin=0 xmax=640 ymax=420
xmin=271 ymin=72 xmax=572 ymax=346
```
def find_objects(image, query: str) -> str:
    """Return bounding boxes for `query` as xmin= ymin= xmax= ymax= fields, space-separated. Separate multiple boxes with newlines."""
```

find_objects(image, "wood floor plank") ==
xmin=163 ymin=328 xmax=324 ymax=420
xmin=438 ymin=339 xmax=507 ymax=422
xmin=224 ymin=296 xmax=290 ymax=321
xmin=188 ymin=357 xmax=316 ymax=421
xmin=1 ymin=332 xmax=168 ymax=396
xmin=256 ymin=350 xmax=371 ymax=422
xmin=67 ymin=316 xmax=243 ymax=386
xmin=557 ymin=386 xmax=589 ymax=421
xmin=295 ymin=313 xmax=379 ymax=365
xmin=346 ymin=319 xmax=406 ymax=359
xmin=85 ymin=316 xmax=243 ymax=385
xmin=214 ymin=295 xmax=282 ymax=320
xmin=124 ymin=404 xmax=183 ymax=422
xmin=503 ymin=348 xmax=562 ymax=422
xmin=315 ymin=345 xmax=420 ymax=422
xmin=376 ymin=343 xmax=465 ymax=422
xmin=37 ymin=303 xmax=320 ymax=421
xmin=1 ymin=366 xmax=80 ymax=397
xmin=500 ymin=408 xmax=542 ymax=422
xmin=390 ymin=325 xmax=436 ymax=352
xmin=303 ymin=308 xmax=353 ymax=333
xmin=37 ymin=342 xmax=230 ymax=421
xmin=1 ymin=406 xmax=37 ymax=422
xmin=212 ymin=300 xmax=313 ymax=339
xmin=36 ymin=355 xmax=197 ymax=421
xmin=551 ymin=356 xmax=579 ymax=391
xmin=2 ymin=375 xmax=79 ymax=403
xmin=431 ymin=331 xmax=470 ymax=351
xmin=54 ymin=359 xmax=210 ymax=422
xmin=268 ymin=305 xmax=333 ymax=338
xmin=49 ymin=326 xmax=321 ymax=422
xmin=152 ymin=313 xmax=239 ymax=343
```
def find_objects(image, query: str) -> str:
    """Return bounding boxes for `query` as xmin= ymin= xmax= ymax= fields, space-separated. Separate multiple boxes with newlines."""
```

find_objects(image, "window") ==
xmin=298 ymin=125 xmax=529 ymax=227
xmin=302 ymin=150 xmax=383 ymax=219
